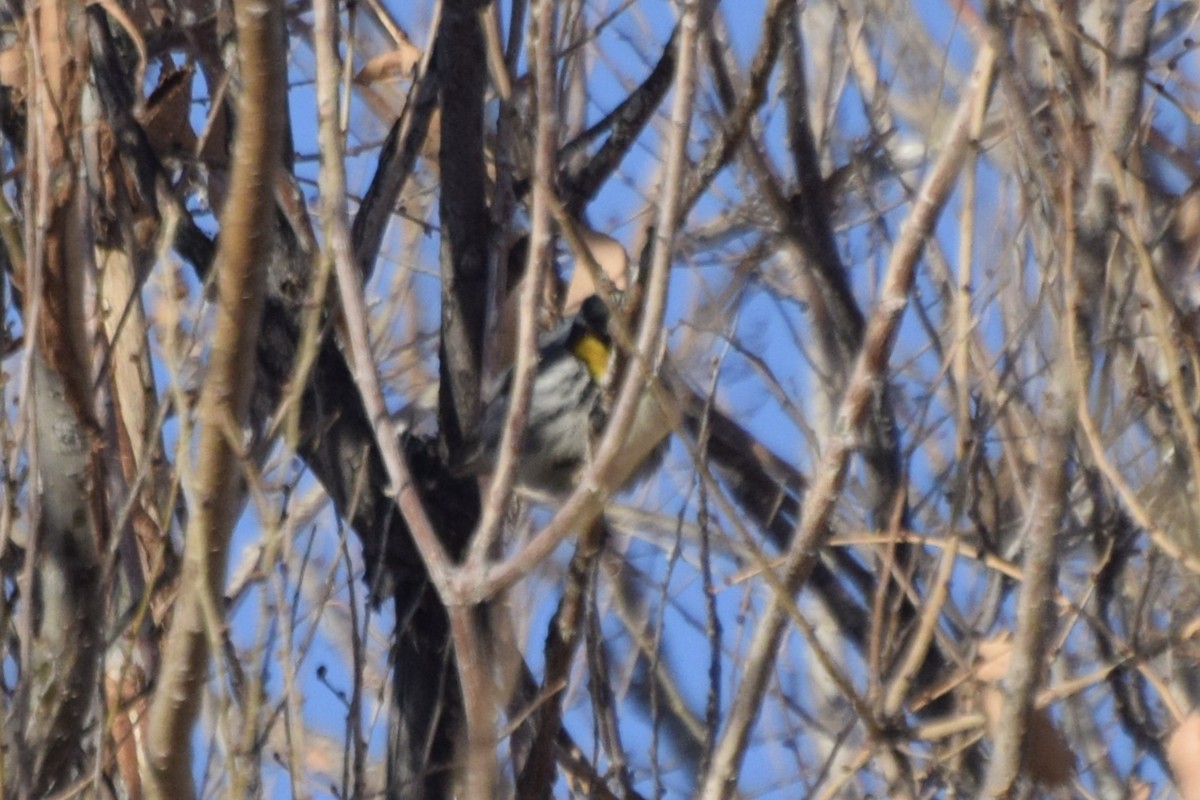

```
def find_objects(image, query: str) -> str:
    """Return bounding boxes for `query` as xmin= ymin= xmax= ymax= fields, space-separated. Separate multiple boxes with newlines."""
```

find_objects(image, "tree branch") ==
xmin=697 ymin=43 xmax=998 ymax=798
xmin=141 ymin=0 xmax=285 ymax=792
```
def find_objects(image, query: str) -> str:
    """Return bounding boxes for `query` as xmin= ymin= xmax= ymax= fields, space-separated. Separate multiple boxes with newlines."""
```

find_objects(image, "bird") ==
xmin=455 ymin=294 xmax=667 ymax=495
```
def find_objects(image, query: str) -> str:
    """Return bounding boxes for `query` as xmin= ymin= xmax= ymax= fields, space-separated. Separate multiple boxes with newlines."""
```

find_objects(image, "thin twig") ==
xmin=696 ymin=43 xmax=998 ymax=799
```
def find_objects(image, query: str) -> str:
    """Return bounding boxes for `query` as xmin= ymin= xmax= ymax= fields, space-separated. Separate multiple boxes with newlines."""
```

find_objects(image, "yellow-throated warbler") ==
xmin=457 ymin=294 xmax=667 ymax=495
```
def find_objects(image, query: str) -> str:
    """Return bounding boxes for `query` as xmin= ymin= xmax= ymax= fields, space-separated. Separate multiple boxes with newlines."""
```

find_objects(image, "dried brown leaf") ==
xmin=355 ymin=46 xmax=422 ymax=85
xmin=1169 ymin=714 xmax=1200 ymax=800
xmin=976 ymin=633 xmax=1014 ymax=683
xmin=1127 ymin=778 xmax=1153 ymax=800
xmin=1024 ymin=705 xmax=1074 ymax=788
xmin=0 ymin=45 xmax=25 ymax=92
xmin=564 ymin=227 xmax=629 ymax=315
xmin=137 ymin=66 xmax=197 ymax=158
xmin=977 ymin=633 xmax=1073 ymax=788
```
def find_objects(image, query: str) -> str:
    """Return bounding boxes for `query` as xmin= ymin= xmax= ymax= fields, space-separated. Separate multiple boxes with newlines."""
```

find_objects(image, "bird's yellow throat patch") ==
xmin=569 ymin=333 xmax=612 ymax=382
